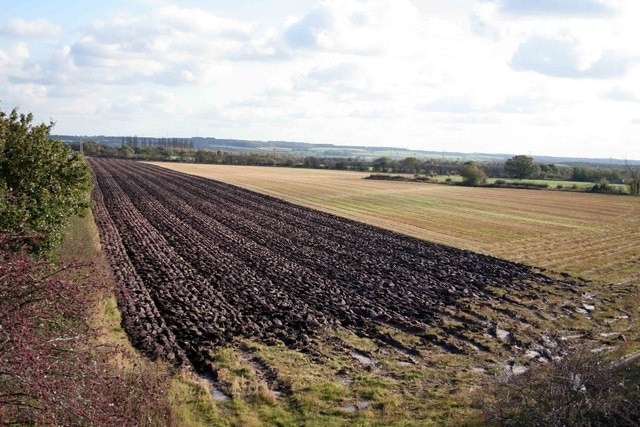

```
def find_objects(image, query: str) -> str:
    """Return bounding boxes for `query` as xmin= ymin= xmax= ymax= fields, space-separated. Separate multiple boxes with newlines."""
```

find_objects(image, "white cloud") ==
xmin=510 ymin=37 xmax=632 ymax=78
xmin=0 ymin=1 xmax=639 ymax=159
xmin=497 ymin=0 xmax=619 ymax=17
xmin=0 ymin=18 xmax=61 ymax=39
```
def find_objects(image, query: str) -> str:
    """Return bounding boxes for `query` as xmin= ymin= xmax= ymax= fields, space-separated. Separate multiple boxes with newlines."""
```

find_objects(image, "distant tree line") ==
xmin=73 ymin=142 xmax=640 ymax=195
xmin=120 ymin=135 xmax=194 ymax=149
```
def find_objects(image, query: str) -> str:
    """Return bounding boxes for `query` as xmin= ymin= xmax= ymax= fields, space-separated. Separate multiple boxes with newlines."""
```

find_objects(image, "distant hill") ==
xmin=53 ymin=135 xmax=640 ymax=166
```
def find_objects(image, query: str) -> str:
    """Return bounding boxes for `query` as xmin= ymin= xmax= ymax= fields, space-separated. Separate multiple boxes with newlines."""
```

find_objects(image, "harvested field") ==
xmin=90 ymin=158 xmax=594 ymax=377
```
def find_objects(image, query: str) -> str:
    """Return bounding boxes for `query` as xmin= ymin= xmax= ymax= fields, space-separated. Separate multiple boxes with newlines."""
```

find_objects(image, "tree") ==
xmin=118 ymin=145 xmax=134 ymax=158
xmin=303 ymin=156 xmax=321 ymax=168
xmin=82 ymin=141 xmax=102 ymax=156
xmin=460 ymin=161 xmax=487 ymax=186
xmin=625 ymin=162 xmax=640 ymax=196
xmin=372 ymin=156 xmax=392 ymax=172
xmin=399 ymin=157 xmax=423 ymax=174
xmin=0 ymin=107 xmax=92 ymax=253
xmin=504 ymin=155 xmax=540 ymax=179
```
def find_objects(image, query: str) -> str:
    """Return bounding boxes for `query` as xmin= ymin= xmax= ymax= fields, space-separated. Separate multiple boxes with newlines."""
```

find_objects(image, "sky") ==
xmin=1 ymin=0 xmax=639 ymax=159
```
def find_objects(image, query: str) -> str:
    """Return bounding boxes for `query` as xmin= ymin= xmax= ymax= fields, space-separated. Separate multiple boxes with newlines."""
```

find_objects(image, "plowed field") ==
xmin=90 ymin=158 xmax=594 ymax=376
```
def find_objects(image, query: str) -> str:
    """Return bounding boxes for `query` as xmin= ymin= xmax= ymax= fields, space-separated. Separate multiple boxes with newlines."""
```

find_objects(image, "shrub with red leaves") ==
xmin=0 ymin=232 xmax=172 ymax=425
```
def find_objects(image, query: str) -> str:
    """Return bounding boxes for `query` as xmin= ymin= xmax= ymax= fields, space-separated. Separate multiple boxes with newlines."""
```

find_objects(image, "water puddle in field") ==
xmin=511 ymin=365 xmax=528 ymax=375
xmin=495 ymin=328 xmax=510 ymax=340
xmin=525 ymin=350 xmax=541 ymax=359
xmin=212 ymin=388 xmax=231 ymax=402
xmin=501 ymin=363 xmax=528 ymax=375
xmin=199 ymin=371 xmax=231 ymax=402
xmin=341 ymin=401 xmax=371 ymax=413
xmin=351 ymin=351 xmax=375 ymax=366
xmin=591 ymin=346 xmax=615 ymax=353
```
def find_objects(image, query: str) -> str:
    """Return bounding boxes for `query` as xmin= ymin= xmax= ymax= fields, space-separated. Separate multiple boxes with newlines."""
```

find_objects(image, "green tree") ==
xmin=372 ymin=156 xmax=392 ymax=172
xmin=303 ymin=156 xmax=321 ymax=168
xmin=119 ymin=145 xmax=134 ymax=158
xmin=625 ymin=163 xmax=640 ymax=196
xmin=460 ymin=161 xmax=487 ymax=186
xmin=399 ymin=157 xmax=423 ymax=174
xmin=504 ymin=155 xmax=540 ymax=179
xmin=0 ymin=107 xmax=92 ymax=253
xmin=82 ymin=141 xmax=102 ymax=156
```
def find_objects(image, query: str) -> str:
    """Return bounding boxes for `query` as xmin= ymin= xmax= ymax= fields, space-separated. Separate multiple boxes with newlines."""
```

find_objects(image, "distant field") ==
xmin=152 ymin=163 xmax=640 ymax=285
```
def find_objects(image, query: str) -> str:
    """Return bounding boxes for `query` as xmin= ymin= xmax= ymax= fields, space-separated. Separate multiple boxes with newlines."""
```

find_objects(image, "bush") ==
xmin=0 ymin=108 xmax=92 ymax=253
xmin=478 ymin=349 xmax=640 ymax=426
xmin=0 ymin=232 xmax=172 ymax=424
xmin=460 ymin=162 xmax=487 ymax=186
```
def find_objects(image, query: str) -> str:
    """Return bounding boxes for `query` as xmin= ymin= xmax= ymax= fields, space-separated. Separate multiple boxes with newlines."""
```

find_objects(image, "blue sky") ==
xmin=1 ymin=0 xmax=639 ymax=159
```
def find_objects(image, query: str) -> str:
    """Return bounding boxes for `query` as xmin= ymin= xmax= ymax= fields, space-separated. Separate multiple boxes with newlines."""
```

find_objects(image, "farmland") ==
xmin=91 ymin=159 xmax=639 ymax=424
xmin=154 ymin=163 xmax=640 ymax=285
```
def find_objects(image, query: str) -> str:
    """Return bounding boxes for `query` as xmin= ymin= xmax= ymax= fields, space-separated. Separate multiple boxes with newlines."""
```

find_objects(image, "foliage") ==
xmin=504 ymin=155 xmax=540 ymax=179
xmin=478 ymin=349 xmax=640 ymax=426
xmin=81 ymin=141 xmax=102 ymax=156
xmin=459 ymin=161 xmax=487 ymax=186
xmin=398 ymin=156 xmax=423 ymax=174
xmin=571 ymin=166 xmax=624 ymax=183
xmin=625 ymin=163 xmax=640 ymax=196
xmin=372 ymin=156 xmax=393 ymax=172
xmin=118 ymin=144 xmax=134 ymax=158
xmin=0 ymin=231 xmax=172 ymax=424
xmin=0 ymin=108 xmax=92 ymax=253
xmin=587 ymin=178 xmax=623 ymax=194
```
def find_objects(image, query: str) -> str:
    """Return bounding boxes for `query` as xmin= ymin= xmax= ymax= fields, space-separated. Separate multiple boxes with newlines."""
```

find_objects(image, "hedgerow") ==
xmin=0 ymin=232 xmax=173 ymax=424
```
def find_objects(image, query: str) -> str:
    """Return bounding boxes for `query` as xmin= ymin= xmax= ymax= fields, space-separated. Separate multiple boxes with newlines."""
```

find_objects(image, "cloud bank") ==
xmin=0 ymin=0 xmax=639 ymax=159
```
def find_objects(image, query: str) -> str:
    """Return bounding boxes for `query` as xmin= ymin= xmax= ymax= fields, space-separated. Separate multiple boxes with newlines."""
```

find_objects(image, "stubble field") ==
xmin=91 ymin=159 xmax=639 ymax=425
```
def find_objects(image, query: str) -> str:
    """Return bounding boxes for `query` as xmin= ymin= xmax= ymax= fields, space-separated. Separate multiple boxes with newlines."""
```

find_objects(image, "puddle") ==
xmin=351 ymin=351 xmax=375 ymax=366
xmin=467 ymin=342 xmax=480 ymax=351
xmin=341 ymin=401 xmax=370 ymax=413
xmin=501 ymin=363 xmax=528 ymax=375
xmin=560 ymin=334 xmax=584 ymax=341
xmin=591 ymin=346 xmax=615 ymax=353
xmin=198 ymin=371 xmax=231 ymax=402
xmin=542 ymin=335 xmax=559 ymax=348
xmin=496 ymin=328 xmax=510 ymax=340
xmin=605 ymin=315 xmax=629 ymax=324
xmin=512 ymin=365 xmax=528 ymax=375
xmin=212 ymin=387 xmax=231 ymax=402
xmin=525 ymin=350 xmax=540 ymax=359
